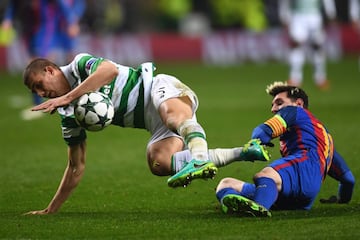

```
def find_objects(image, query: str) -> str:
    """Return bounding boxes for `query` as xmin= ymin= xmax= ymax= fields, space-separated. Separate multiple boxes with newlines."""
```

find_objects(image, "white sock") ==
xmin=177 ymin=119 xmax=208 ymax=161
xmin=171 ymin=150 xmax=192 ymax=173
xmin=208 ymin=148 xmax=242 ymax=167
xmin=312 ymin=50 xmax=326 ymax=84
xmin=289 ymin=47 xmax=305 ymax=85
xmin=171 ymin=148 xmax=242 ymax=173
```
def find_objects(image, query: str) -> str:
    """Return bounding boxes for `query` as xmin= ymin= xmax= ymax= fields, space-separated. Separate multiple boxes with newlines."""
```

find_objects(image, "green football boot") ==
xmin=221 ymin=194 xmax=272 ymax=217
xmin=167 ymin=159 xmax=218 ymax=188
xmin=239 ymin=139 xmax=270 ymax=162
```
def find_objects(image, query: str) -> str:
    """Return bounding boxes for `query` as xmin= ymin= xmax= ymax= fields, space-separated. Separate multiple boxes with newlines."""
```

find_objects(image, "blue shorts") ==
xmin=270 ymin=150 xmax=323 ymax=210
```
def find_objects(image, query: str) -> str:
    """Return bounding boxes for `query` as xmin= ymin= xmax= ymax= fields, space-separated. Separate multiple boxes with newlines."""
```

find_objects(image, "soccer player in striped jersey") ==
xmin=22 ymin=53 xmax=269 ymax=215
xmin=279 ymin=0 xmax=336 ymax=90
xmin=216 ymin=81 xmax=355 ymax=217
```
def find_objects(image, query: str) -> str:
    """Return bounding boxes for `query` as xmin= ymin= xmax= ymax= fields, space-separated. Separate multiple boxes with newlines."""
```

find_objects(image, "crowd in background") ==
xmin=81 ymin=0 xmax=356 ymax=34
xmin=0 ymin=0 xmax=355 ymax=36
xmin=0 ymin=0 xmax=358 ymax=121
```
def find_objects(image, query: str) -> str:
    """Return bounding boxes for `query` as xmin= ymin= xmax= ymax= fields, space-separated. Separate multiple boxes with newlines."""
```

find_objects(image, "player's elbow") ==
xmin=343 ymin=171 xmax=355 ymax=186
xmin=108 ymin=65 xmax=119 ymax=79
xmin=102 ymin=61 xmax=119 ymax=79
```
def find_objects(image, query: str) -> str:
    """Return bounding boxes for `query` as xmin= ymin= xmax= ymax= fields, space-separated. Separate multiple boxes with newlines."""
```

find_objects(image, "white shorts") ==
xmin=145 ymin=74 xmax=199 ymax=148
xmin=289 ymin=13 xmax=325 ymax=45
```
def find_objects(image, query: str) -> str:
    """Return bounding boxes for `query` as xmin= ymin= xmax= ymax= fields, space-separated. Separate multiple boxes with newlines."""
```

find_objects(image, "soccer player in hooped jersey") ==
xmin=279 ymin=0 xmax=336 ymax=90
xmin=216 ymin=82 xmax=355 ymax=217
xmin=22 ymin=53 xmax=269 ymax=215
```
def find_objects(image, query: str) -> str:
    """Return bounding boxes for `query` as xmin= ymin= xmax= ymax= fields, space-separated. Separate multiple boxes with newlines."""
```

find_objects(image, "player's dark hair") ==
xmin=268 ymin=85 xmax=309 ymax=109
xmin=23 ymin=58 xmax=60 ymax=86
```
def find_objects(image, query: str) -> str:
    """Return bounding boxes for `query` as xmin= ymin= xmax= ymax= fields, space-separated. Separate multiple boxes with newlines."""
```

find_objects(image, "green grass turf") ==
xmin=0 ymin=58 xmax=359 ymax=239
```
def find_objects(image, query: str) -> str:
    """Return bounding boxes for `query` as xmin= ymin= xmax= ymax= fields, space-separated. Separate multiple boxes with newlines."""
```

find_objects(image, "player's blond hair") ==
xmin=265 ymin=81 xmax=309 ymax=109
xmin=265 ymin=81 xmax=288 ymax=94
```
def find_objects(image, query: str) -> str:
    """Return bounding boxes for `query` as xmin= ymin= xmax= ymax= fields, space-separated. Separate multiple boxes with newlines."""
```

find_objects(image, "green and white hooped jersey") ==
xmin=293 ymin=0 xmax=335 ymax=16
xmin=291 ymin=0 xmax=322 ymax=14
xmin=58 ymin=53 xmax=154 ymax=145
xmin=280 ymin=0 xmax=336 ymax=22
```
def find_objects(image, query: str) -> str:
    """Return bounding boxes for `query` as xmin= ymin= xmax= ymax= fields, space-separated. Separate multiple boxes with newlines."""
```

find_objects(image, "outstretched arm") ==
xmin=252 ymin=107 xmax=297 ymax=146
xmin=25 ymin=141 xmax=86 ymax=215
xmin=251 ymin=123 xmax=273 ymax=145
xmin=320 ymin=150 xmax=355 ymax=204
xmin=32 ymin=60 xmax=118 ymax=113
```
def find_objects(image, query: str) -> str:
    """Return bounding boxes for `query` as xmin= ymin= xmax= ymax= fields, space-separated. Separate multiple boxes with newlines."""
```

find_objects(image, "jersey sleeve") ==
xmin=328 ymin=150 xmax=355 ymax=203
xmin=251 ymin=124 xmax=273 ymax=144
xmin=251 ymin=106 xmax=298 ymax=143
xmin=58 ymin=105 xmax=86 ymax=146
xmin=71 ymin=53 xmax=106 ymax=81
xmin=266 ymin=106 xmax=298 ymax=137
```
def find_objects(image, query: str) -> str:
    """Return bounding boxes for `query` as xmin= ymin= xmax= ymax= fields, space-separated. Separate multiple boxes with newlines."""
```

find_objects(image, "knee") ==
xmin=216 ymin=177 xmax=240 ymax=192
xmin=253 ymin=167 xmax=282 ymax=191
xmin=253 ymin=172 xmax=268 ymax=180
xmin=147 ymin=151 xmax=171 ymax=176
xmin=218 ymin=177 xmax=233 ymax=186
xmin=253 ymin=167 xmax=276 ymax=180
xmin=253 ymin=172 xmax=275 ymax=185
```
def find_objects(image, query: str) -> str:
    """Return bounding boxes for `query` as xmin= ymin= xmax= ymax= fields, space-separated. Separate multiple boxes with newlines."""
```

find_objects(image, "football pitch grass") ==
xmin=1 ymin=58 xmax=359 ymax=239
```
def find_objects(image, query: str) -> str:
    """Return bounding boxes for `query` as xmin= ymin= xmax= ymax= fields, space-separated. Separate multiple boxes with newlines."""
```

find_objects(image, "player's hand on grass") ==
xmin=24 ymin=208 xmax=52 ymax=215
xmin=319 ymin=195 xmax=338 ymax=204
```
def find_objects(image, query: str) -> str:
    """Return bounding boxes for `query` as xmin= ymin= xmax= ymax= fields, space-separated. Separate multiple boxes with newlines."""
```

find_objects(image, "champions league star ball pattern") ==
xmin=74 ymin=92 xmax=114 ymax=131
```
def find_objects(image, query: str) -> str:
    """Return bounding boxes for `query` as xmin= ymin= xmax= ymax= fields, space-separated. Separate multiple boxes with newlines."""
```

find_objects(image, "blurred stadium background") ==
xmin=0 ymin=0 xmax=359 ymax=70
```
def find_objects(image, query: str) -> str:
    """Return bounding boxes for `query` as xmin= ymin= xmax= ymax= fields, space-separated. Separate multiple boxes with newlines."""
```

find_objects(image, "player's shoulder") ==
xmin=278 ymin=105 xmax=298 ymax=114
xmin=277 ymin=106 xmax=300 ymax=123
xmin=72 ymin=53 xmax=105 ymax=71
xmin=73 ymin=53 xmax=95 ymax=61
xmin=279 ymin=106 xmax=318 ymax=124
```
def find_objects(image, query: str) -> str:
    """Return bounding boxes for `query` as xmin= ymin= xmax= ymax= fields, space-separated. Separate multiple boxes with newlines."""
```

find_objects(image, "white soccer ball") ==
xmin=74 ymin=92 xmax=114 ymax=131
